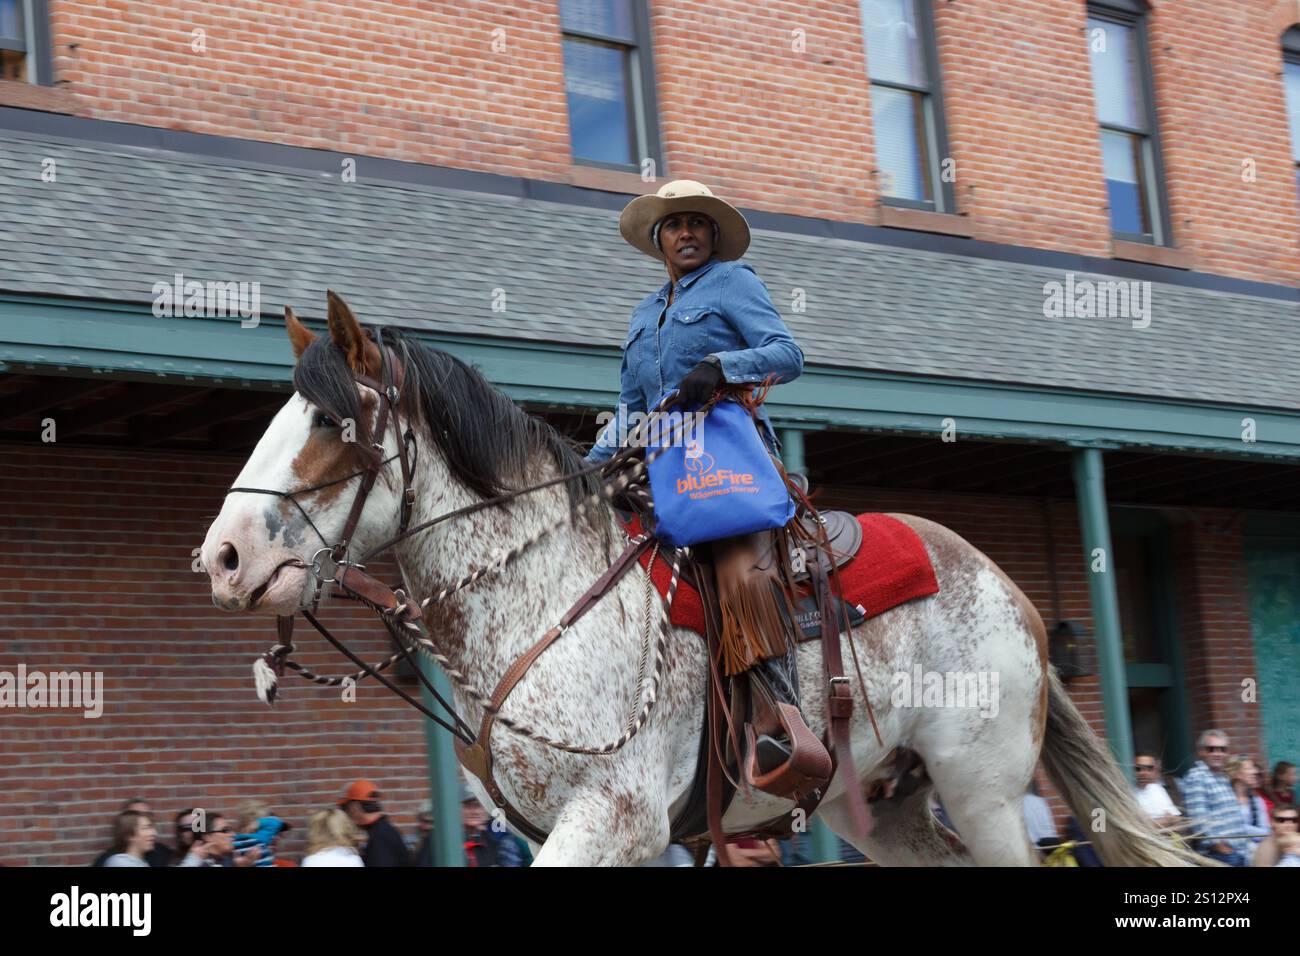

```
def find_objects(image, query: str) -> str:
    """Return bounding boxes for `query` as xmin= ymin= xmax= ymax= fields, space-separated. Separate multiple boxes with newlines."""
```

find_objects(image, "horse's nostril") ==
xmin=219 ymin=542 xmax=239 ymax=572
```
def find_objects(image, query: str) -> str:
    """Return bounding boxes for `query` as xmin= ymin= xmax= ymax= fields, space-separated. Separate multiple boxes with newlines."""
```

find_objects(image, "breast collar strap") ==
xmin=226 ymin=326 xmax=419 ymax=604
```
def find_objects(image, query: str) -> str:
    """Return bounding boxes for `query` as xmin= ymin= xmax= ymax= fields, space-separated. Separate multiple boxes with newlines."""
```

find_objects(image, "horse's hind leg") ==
xmin=817 ymin=783 xmax=973 ymax=866
xmin=921 ymin=733 xmax=1042 ymax=866
xmin=928 ymin=785 xmax=1040 ymax=866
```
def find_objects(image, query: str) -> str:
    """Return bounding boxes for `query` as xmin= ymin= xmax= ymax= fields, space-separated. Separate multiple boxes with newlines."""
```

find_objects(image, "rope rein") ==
xmin=628 ymin=541 xmax=659 ymax=735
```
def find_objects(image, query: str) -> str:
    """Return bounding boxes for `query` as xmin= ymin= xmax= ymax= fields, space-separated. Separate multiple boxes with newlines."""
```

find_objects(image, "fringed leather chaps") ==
xmin=710 ymin=529 xmax=799 ymax=678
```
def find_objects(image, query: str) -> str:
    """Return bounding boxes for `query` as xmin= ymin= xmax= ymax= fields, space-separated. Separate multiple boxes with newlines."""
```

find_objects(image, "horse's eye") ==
xmin=314 ymin=411 xmax=338 ymax=429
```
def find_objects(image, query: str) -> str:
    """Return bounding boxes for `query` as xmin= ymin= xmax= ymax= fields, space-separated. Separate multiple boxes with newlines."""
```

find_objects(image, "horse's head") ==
xmin=201 ymin=291 xmax=414 ymax=614
xmin=202 ymin=290 xmax=609 ymax=615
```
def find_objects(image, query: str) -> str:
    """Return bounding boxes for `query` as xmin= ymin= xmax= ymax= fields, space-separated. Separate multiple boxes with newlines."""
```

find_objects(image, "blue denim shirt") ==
xmin=586 ymin=257 xmax=804 ymax=463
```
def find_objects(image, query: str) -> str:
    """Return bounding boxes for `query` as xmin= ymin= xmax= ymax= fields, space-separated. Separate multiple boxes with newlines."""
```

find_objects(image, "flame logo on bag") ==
xmin=676 ymin=437 xmax=754 ymax=495
xmin=683 ymin=437 xmax=714 ymax=475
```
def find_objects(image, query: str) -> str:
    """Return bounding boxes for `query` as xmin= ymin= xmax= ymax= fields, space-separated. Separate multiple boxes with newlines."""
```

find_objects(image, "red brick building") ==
xmin=2 ymin=0 xmax=1298 ymax=865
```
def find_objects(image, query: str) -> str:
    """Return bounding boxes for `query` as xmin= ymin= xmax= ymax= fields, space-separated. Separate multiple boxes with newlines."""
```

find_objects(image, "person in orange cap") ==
xmin=339 ymin=780 xmax=410 ymax=867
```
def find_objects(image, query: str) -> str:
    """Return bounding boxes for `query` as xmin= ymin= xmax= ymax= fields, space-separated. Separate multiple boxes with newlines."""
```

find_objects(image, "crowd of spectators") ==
xmin=1009 ymin=728 xmax=1296 ymax=867
xmin=1150 ymin=730 xmax=1296 ymax=867
xmin=86 ymin=731 xmax=1299 ymax=868
xmin=89 ymin=779 xmax=532 ymax=868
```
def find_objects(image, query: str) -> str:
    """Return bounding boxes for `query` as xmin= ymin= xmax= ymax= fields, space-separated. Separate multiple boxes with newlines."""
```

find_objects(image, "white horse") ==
xmin=201 ymin=292 xmax=1200 ymax=867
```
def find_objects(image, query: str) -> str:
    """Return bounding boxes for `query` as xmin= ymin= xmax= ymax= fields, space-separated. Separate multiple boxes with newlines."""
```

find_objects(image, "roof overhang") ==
xmin=6 ymin=293 xmax=1300 ymax=462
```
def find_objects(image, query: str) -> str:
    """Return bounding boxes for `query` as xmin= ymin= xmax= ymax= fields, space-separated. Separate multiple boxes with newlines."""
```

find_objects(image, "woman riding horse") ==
xmin=585 ymin=179 xmax=829 ymax=796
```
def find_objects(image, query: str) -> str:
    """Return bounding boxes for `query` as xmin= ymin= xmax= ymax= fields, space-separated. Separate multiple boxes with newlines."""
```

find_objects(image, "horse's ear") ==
xmin=326 ymin=290 xmax=380 ymax=377
xmin=284 ymin=306 xmax=316 ymax=359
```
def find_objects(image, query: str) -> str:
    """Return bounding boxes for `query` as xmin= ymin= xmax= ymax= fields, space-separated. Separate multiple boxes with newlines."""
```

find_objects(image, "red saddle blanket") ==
xmin=624 ymin=513 xmax=939 ymax=635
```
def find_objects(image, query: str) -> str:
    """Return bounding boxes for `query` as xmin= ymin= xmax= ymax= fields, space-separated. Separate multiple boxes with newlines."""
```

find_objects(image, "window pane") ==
xmin=1285 ymin=61 xmax=1300 ymax=163
xmin=1128 ymin=687 xmax=1169 ymax=763
xmin=1101 ymin=129 xmax=1151 ymax=236
xmin=1114 ymin=533 xmax=1163 ymax=664
xmin=860 ymin=0 xmax=925 ymax=87
xmin=560 ymin=0 xmax=635 ymax=43
xmin=872 ymin=85 xmax=932 ymax=202
xmin=563 ymin=37 xmax=634 ymax=165
xmin=0 ymin=48 xmax=23 ymax=80
xmin=0 ymin=0 xmax=23 ymax=42
xmin=1087 ymin=17 xmax=1145 ymax=130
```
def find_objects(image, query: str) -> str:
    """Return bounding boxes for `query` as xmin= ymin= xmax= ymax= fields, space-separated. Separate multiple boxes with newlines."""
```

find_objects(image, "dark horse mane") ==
xmin=292 ymin=327 xmax=608 ymax=539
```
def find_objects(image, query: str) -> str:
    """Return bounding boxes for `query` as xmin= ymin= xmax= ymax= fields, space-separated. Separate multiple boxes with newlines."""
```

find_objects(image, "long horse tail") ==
xmin=1039 ymin=668 xmax=1211 ymax=867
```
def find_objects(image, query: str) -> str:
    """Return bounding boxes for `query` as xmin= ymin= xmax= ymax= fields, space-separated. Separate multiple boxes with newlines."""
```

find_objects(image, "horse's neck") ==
xmin=393 ymin=459 xmax=623 ymax=695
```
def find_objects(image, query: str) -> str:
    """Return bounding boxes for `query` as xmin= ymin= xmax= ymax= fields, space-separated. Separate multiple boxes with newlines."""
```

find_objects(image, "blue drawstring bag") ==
xmin=645 ymin=394 xmax=795 ymax=548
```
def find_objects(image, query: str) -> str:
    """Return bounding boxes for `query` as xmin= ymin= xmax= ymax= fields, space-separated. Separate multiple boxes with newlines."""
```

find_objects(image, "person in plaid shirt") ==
xmin=1181 ymin=729 xmax=1247 ymax=865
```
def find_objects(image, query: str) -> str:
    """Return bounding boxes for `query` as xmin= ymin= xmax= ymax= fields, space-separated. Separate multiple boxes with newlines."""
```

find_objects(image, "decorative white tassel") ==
xmin=253 ymin=657 xmax=279 ymax=706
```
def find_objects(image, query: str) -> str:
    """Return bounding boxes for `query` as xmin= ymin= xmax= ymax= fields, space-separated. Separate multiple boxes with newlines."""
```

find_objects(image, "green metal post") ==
xmin=779 ymin=427 xmax=806 ymax=477
xmin=419 ymin=658 xmax=467 ymax=867
xmin=808 ymin=815 xmax=843 ymax=864
xmin=780 ymin=428 xmax=839 ymax=863
xmin=1070 ymin=446 xmax=1134 ymax=781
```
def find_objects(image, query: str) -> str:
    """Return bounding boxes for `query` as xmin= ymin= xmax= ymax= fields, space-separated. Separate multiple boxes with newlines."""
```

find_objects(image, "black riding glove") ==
xmin=674 ymin=356 xmax=724 ymax=409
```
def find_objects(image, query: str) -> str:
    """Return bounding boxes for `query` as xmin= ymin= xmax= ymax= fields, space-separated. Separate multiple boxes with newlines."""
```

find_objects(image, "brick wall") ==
xmin=10 ymin=0 xmax=1294 ymax=285
xmin=0 ymin=443 xmax=431 ymax=866
xmin=1144 ymin=0 xmax=1300 ymax=283
xmin=931 ymin=0 xmax=1113 ymax=255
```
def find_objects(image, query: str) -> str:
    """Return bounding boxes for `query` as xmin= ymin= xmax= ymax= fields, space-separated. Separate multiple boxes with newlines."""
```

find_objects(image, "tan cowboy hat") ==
xmin=618 ymin=180 xmax=751 ymax=262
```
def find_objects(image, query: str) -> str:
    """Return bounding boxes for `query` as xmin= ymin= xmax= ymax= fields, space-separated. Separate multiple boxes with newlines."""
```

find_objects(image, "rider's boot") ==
xmin=712 ymin=530 xmax=832 ymax=801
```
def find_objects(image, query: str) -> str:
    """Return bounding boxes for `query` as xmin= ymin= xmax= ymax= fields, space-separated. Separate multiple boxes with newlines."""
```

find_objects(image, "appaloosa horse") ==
xmin=200 ymin=292 xmax=1200 ymax=867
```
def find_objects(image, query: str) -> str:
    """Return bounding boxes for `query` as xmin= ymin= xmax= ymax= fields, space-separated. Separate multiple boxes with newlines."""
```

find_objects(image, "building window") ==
xmin=0 ymin=0 xmax=50 ymax=85
xmin=860 ymin=0 xmax=953 ymax=212
xmin=1086 ymin=1 xmax=1168 ymax=245
xmin=1283 ymin=28 xmax=1300 ymax=207
xmin=559 ymin=0 xmax=661 ymax=172
xmin=0 ymin=0 xmax=26 ymax=81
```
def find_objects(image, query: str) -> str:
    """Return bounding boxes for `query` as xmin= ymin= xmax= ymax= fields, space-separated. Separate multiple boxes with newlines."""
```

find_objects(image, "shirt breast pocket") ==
xmin=622 ymin=322 xmax=648 ymax=370
xmin=669 ymin=307 xmax=715 ymax=359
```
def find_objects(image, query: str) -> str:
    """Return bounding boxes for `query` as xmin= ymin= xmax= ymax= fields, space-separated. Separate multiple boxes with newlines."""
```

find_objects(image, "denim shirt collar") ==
xmin=655 ymin=256 xmax=723 ymax=301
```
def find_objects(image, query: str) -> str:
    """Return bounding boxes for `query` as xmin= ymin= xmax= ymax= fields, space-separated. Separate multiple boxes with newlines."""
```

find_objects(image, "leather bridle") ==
xmin=226 ymin=326 xmax=419 ymax=613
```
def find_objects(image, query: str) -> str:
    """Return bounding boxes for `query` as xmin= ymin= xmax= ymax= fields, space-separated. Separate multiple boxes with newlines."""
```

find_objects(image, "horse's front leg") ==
xmin=530 ymin=784 xmax=669 ymax=866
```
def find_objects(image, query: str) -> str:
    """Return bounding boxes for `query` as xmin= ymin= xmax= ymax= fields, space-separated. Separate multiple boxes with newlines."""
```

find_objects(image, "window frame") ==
xmin=1283 ymin=27 xmax=1300 ymax=203
xmin=1087 ymin=0 xmax=1171 ymax=246
xmin=862 ymin=0 xmax=956 ymax=214
xmin=0 ymin=0 xmax=52 ymax=85
xmin=559 ymin=0 xmax=663 ymax=176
